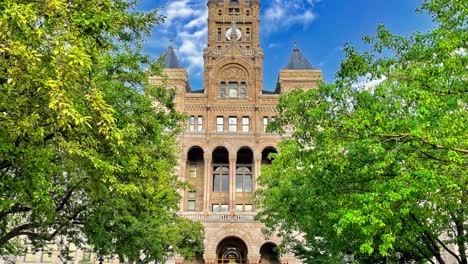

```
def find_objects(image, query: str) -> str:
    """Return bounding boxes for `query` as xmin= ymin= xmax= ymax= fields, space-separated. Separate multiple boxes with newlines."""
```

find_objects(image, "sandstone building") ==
xmin=153 ymin=1 xmax=322 ymax=264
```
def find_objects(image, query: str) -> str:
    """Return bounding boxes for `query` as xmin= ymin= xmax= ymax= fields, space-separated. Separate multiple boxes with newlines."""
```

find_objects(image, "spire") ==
xmin=161 ymin=40 xmax=183 ymax=69
xmin=284 ymin=42 xmax=314 ymax=70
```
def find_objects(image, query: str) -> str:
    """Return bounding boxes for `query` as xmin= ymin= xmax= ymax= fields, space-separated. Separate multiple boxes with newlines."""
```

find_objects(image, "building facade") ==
xmin=152 ymin=1 xmax=322 ymax=264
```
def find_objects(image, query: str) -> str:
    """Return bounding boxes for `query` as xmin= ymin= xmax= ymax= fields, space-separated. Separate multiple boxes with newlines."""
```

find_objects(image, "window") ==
xmin=24 ymin=246 xmax=35 ymax=262
xmin=230 ymin=0 xmax=239 ymax=5
xmin=246 ymin=28 xmax=251 ymax=41
xmin=197 ymin=116 xmax=203 ymax=132
xmin=217 ymin=28 xmax=222 ymax=41
xmin=188 ymin=200 xmax=196 ymax=212
xmin=213 ymin=166 xmax=229 ymax=192
xmin=220 ymin=82 xmax=226 ymax=97
xmin=242 ymin=117 xmax=250 ymax=132
xmin=189 ymin=116 xmax=195 ymax=132
xmin=188 ymin=191 xmax=196 ymax=198
xmin=218 ymin=9 xmax=222 ymax=16
xmin=263 ymin=117 xmax=269 ymax=132
xmin=246 ymin=10 xmax=250 ymax=16
xmin=229 ymin=82 xmax=238 ymax=97
xmin=212 ymin=204 xmax=229 ymax=212
xmin=236 ymin=166 xmax=252 ymax=192
xmin=236 ymin=204 xmax=253 ymax=212
xmin=229 ymin=117 xmax=237 ymax=132
xmin=240 ymin=82 xmax=246 ymax=97
xmin=189 ymin=161 xmax=197 ymax=178
xmin=217 ymin=116 xmax=224 ymax=132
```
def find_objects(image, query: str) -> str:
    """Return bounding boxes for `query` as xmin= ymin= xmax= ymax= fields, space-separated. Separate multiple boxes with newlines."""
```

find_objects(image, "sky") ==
xmin=138 ymin=0 xmax=434 ymax=91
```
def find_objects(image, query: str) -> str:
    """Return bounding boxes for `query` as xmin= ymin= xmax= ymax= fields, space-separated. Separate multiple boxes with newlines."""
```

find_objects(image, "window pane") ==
xmin=221 ymin=204 xmax=229 ymax=212
xmin=198 ymin=116 xmax=203 ymax=132
xmin=229 ymin=82 xmax=238 ymax=97
xmin=189 ymin=116 xmax=195 ymax=132
xmin=222 ymin=174 xmax=229 ymax=192
xmin=213 ymin=174 xmax=220 ymax=192
xmin=242 ymin=117 xmax=249 ymax=132
xmin=236 ymin=204 xmax=243 ymax=212
xmin=220 ymin=82 xmax=226 ymax=97
xmin=188 ymin=200 xmax=195 ymax=212
xmin=245 ymin=175 xmax=252 ymax=192
xmin=212 ymin=204 xmax=220 ymax=212
xmin=240 ymin=83 xmax=246 ymax=97
xmin=263 ymin=117 xmax=269 ymax=132
xmin=189 ymin=161 xmax=197 ymax=178
xmin=245 ymin=204 xmax=253 ymax=212
xmin=236 ymin=174 xmax=243 ymax=192
xmin=229 ymin=117 xmax=237 ymax=132
xmin=217 ymin=116 xmax=224 ymax=132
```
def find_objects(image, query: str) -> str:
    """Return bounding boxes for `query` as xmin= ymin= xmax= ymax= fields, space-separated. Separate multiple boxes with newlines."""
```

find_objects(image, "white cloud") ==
xmin=263 ymin=0 xmax=320 ymax=32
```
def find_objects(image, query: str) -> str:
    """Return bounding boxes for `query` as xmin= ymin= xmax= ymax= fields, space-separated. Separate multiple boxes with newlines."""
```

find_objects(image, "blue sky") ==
xmin=138 ymin=0 xmax=434 ymax=91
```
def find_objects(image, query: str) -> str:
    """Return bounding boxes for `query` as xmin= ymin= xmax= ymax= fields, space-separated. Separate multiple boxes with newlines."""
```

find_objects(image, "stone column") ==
xmin=203 ymin=153 xmax=212 ymax=212
xmin=254 ymin=153 xmax=262 ymax=192
xmin=229 ymin=153 xmax=237 ymax=213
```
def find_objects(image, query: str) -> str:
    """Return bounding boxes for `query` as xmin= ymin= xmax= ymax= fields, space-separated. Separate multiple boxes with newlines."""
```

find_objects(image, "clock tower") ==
xmin=204 ymin=0 xmax=263 ymax=101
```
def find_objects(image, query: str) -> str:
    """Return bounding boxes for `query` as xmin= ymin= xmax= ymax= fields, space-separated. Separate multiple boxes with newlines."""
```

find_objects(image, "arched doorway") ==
xmin=216 ymin=236 xmax=248 ymax=264
xmin=260 ymin=243 xmax=280 ymax=264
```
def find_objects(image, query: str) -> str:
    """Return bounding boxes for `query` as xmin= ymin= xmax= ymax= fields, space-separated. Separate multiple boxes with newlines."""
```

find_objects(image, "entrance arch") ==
xmin=216 ymin=236 xmax=248 ymax=264
xmin=260 ymin=242 xmax=280 ymax=264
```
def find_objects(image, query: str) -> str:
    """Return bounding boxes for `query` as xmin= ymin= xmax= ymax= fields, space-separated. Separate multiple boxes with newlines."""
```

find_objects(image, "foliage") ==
xmin=256 ymin=0 xmax=467 ymax=263
xmin=0 ymin=0 xmax=204 ymax=262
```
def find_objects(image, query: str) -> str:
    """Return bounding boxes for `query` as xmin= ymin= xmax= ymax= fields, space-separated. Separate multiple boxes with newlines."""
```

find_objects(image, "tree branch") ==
xmin=434 ymin=236 xmax=462 ymax=264
xmin=0 ymin=204 xmax=31 ymax=221
xmin=377 ymin=133 xmax=468 ymax=154
xmin=0 ymin=223 xmax=35 ymax=245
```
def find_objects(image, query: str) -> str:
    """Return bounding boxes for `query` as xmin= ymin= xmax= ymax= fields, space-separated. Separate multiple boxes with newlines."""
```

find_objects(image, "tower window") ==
xmin=229 ymin=117 xmax=238 ymax=132
xmin=217 ymin=116 xmax=224 ymax=132
xmin=197 ymin=116 xmax=203 ymax=132
xmin=229 ymin=82 xmax=238 ymax=97
xmin=228 ymin=8 xmax=240 ymax=15
xmin=246 ymin=28 xmax=251 ymax=41
xmin=229 ymin=0 xmax=239 ymax=6
xmin=218 ymin=9 xmax=222 ymax=16
xmin=246 ymin=10 xmax=250 ymax=16
xmin=240 ymin=82 xmax=247 ymax=97
xmin=220 ymin=82 xmax=226 ymax=97
xmin=189 ymin=116 xmax=195 ymax=132
xmin=217 ymin=28 xmax=222 ymax=41
xmin=242 ymin=117 xmax=250 ymax=132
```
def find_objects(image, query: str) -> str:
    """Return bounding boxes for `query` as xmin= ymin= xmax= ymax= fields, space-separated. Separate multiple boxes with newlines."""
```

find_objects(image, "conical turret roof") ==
xmin=162 ymin=41 xmax=183 ymax=69
xmin=284 ymin=43 xmax=314 ymax=70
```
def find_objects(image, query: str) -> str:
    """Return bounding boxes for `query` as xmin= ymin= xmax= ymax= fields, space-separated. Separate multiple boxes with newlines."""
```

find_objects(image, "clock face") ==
xmin=226 ymin=28 xmax=242 ymax=41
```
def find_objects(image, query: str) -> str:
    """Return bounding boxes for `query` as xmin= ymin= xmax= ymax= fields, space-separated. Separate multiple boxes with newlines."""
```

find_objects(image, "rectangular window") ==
xmin=189 ymin=116 xmax=195 ymax=132
xmin=263 ymin=117 xmax=269 ymax=132
xmin=246 ymin=28 xmax=251 ymax=41
xmin=236 ymin=204 xmax=243 ymax=212
xmin=242 ymin=117 xmax=250 ymax=133
xmin=217 ymin=116 xmax=224 ymax=132
xmin=222 ymin=174 xmax=229 ymax=192
xmin=217 ymin=28 xmax=222 ymax=41
xmin=212 ymin=204 xmax=220 ymax=212
xmin=213 ymin=174 xmax=220 ymax=192
xmin=229 ymin=117 xmax=237 ymax=132
xmin=220 ymin=82 xmax=226 ymax=97
xmin=189 ymin=161 xmax=197 ymax=178
xmin=240 ymin=82 xmax=246 ymax=97
xmin=229 ymin=82 xmax=238 ymax=97
xmin=221 ymin=204 xmax=229 ymax=212
xmin=245 ymin=175 xmax=252 ymax=192
xmin=197 ymin=116 xmax=203 ymax=132
xmin=188 ymin=200 xmax=196 ymax=212
xmin=245 ymin=204 xmax=253 ymax=212
xmin=236 ymin=174 xmax=243 ymax=192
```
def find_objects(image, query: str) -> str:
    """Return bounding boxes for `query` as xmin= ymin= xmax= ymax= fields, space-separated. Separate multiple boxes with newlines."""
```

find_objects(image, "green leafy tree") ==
xmin=256 ymin=0 xmax=466 ymax=263
xmin=0 ymin=0 xmax=204 ymax=262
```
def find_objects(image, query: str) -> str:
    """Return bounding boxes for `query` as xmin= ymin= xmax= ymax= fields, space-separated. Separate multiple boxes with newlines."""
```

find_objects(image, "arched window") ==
xmin=230 ymin=0 xmax=239 ymax=6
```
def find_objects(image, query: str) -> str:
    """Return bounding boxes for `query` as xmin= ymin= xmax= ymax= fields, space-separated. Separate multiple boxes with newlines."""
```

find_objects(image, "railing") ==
xmin=179 ymin=212 xmax=256 ymax=222
xmin=215 ymin=15 xmax=254 ymax=22
xmin=212 ymin=49 xmax=254 ymax=56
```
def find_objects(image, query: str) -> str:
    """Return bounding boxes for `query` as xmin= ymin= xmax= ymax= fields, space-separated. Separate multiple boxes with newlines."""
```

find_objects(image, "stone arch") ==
xmin=261 ymin=147 xmax=278 ymax=165
xmin=212 ymin=57 xmax=255 ymax=81
xmin=260 ymin=242 xmax=280 ymax=264
xmin=217 ymin=64 xmax=249 ymax=82
xmin=216 ymin=236 xmax=248 ymax=264
xmin=208 ymin=141 xmax=235 ymax=155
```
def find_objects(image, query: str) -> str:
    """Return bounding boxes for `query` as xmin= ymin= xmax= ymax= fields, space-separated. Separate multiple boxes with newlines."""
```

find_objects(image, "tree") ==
xmin=0 ymin=0 xmax=204 ymax=262
xmin=256 ymin=0 xmax=467 ymax=263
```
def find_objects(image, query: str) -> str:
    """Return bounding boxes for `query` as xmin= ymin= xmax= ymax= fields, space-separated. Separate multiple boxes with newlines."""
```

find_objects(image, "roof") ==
xmin=284 ymin=43 xmax=314 ymax=70
xmin=162 ymin=42 xmax=183 ymax=69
